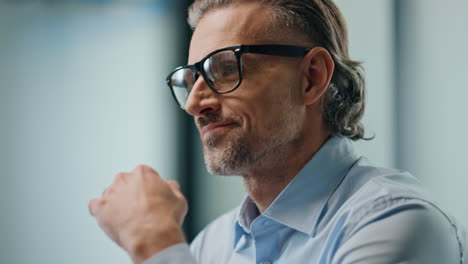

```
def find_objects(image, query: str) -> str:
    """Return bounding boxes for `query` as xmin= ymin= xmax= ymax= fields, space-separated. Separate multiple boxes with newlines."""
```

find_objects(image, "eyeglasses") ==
xmin=166 ymin=44 xmax=312 ymax=110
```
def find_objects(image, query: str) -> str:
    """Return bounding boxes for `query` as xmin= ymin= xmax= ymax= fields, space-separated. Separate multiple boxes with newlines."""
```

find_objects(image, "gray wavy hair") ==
xmin=188 ymin=0 xmax=368 ymax=140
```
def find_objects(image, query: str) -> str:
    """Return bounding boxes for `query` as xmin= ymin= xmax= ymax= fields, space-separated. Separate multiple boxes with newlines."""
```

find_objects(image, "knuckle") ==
xmin=134 ymin=164 xmax=158 ymax=176
xmin=135 ymin=164 xmax=148 ymax=172
xmin=178 ymin=196 xmax=188 ymax=208
xmin=102 ymin=186 xmax=113 ymax=197
xmin=88 ymin=201 xmax=94 ymax=215
xmin=149 ymin=167 xmax=160 ymax=177
xmin=114 ymin=172 xmax=126 ymax=182
xmin=167 ymin=180 xmax=179 ymax=189
xmin=88 ymin=199 xmax=103 ymax=216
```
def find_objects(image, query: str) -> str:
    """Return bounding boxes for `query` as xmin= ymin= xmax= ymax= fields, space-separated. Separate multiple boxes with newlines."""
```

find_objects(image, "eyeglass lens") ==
xmin=169 ymin=49 xmax=240 ymax=109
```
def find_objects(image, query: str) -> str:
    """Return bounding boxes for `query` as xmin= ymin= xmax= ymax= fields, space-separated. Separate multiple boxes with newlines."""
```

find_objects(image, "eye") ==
xmin=205 ymin=51 xmax=238 ymax=80
xmin=221 ymin=62 xmax=238 ymax=77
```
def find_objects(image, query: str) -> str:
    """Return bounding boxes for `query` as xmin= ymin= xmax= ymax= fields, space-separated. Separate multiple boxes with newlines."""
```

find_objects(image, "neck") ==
xmin=242 ymin=124 xmax=330 ymax=213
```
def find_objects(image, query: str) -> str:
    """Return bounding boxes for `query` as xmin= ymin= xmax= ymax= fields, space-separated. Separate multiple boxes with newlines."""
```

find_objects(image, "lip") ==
xmin=201 ymin=122 xmax=235 ymax=139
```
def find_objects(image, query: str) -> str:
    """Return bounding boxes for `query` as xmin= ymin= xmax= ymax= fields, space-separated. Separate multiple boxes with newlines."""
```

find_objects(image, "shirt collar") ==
xmin=234 ymin=136 xmax=360 ymax=244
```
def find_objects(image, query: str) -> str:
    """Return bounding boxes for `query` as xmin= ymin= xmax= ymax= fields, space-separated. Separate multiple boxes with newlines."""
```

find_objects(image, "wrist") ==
xmin=128 ymin=224 xmax=186 ymax=264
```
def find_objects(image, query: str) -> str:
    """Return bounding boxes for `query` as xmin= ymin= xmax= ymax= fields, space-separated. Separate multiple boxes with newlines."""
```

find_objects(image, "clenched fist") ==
xmin=89 ymin=165 xmax=188 ymax=264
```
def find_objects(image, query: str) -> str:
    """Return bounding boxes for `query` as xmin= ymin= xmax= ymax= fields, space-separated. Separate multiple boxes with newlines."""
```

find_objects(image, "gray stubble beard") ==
xmin=201 ymin=105 xmax=302 ymax=177
xmin=203 ymin=129 xmax=255 ymax=176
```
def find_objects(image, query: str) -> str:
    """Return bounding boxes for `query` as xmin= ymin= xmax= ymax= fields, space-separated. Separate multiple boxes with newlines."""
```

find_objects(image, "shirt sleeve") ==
xmin=332 ymin=206 xmax=464 ymax=264
xmin=142 ymin=243 xmax=197 ymax=264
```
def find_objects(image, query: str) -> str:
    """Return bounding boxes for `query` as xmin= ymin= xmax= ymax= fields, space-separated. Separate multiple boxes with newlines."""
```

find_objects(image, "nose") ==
xmin=185 ymin=75 xmax=221 ymax=117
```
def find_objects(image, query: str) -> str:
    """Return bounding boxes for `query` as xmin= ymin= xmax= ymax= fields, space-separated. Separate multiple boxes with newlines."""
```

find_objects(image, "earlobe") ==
xmin=301 ymin=47 xmax=335 ymax=106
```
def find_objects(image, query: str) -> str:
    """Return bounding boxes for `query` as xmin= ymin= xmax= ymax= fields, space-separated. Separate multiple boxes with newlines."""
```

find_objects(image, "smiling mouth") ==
xmin=201 ymin=122 xmax=236 ymax=141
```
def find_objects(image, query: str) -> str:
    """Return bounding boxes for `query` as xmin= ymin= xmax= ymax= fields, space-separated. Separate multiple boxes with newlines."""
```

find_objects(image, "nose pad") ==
xmin=192 ymin=70 xmax=199 ymax=83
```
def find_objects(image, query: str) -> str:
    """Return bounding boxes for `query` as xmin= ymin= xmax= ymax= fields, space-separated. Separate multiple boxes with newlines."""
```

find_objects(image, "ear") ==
xmin=300 ymin=47 xmax=335 ymax=106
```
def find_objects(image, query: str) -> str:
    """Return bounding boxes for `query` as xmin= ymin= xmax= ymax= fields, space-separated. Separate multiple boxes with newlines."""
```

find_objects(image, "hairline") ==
xmin=189 ymin=1 xmax=316 ymax=47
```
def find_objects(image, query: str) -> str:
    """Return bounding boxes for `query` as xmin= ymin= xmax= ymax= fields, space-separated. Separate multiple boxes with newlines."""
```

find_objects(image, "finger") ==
xmin=102 ymin=187 xmax=111 ymax=197
xmin=167 ymin=180 xmax=180 ymax=190
xmin=167 ymin=180 xmax=185 ymax=198
xmin=132 ymin=164 xmax=164 ymax=185
xmin=114 ymin=172 xmax=128 ymax=183
xmin=88 ymin=198 xmax=105 ymax=216
xmin=132 ymin=164 xmax=155 ymax=174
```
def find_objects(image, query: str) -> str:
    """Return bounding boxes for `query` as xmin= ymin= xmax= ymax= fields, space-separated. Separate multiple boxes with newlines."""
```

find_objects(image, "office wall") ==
xmin=0 ymin=2 xmax=181 ymax=263
xmin=336 ymin=0 xmax=397 ymax=167
xmin=397 ymin=0 xmax=468 ymax=225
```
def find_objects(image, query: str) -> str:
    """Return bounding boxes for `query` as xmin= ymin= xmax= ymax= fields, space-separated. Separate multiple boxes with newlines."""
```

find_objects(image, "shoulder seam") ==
xmin=344 ymin=196 xmax=464 ymax=264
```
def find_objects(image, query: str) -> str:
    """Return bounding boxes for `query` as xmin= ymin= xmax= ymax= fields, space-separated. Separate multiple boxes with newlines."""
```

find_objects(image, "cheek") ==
xmin=241 ymin=94 xmax=293 ymax=139
xmin=229 ymin=62 xmax=300 ymax=135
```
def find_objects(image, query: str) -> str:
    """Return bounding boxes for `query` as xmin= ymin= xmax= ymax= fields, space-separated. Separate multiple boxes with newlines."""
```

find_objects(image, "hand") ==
xmin=88 ymin=165 xmax=188 ymax=264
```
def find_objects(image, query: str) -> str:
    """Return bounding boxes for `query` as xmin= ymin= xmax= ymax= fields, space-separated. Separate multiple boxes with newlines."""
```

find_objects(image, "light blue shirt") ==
xmin=145 ymin=136 xmax=466 ymax=264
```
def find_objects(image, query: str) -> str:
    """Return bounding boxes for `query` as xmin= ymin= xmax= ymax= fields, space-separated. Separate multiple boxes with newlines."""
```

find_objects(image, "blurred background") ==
xmin=0 ymin=0 xmax=467 ymax=263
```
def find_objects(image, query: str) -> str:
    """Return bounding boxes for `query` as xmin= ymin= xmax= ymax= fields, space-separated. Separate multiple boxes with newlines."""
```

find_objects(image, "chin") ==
xmin=203 ymin=147 xmax=254 ymax=177
xmin=202 ymin=128 xmax=254 ymax=175
xmin=203 ymin=149 xmax=236 ymax=176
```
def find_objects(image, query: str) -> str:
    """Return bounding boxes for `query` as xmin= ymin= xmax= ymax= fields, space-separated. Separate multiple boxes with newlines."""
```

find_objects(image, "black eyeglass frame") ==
xmin=166 ymin=44 xmax=312 ymax=109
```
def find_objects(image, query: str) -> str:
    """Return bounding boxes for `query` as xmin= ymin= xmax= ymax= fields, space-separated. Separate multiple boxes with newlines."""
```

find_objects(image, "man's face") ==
xmin=186 ymin=2 xmax=306 ymax=176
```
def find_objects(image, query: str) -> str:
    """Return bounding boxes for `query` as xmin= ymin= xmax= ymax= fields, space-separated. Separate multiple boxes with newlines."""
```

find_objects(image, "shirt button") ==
xmin=263 ymin=220 xmax=272 ymax=226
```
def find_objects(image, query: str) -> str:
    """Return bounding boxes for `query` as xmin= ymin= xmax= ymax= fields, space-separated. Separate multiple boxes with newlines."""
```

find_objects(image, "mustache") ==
xmin=196 ymin=112 xmax=240 ymax=128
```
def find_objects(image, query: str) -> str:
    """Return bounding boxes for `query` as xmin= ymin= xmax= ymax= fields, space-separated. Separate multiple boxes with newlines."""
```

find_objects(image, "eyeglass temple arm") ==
xmin=241 ymin=45 xmax=311 ymax=57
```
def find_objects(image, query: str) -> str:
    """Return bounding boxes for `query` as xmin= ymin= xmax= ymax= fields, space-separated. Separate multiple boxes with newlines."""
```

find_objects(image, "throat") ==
xmin=241 ymin=146 xmax=303 ymax=213
xmin=242 ymin=171 xmax=292 ymax=213
xmin=240 ymin=132 xmax=330 ymax=213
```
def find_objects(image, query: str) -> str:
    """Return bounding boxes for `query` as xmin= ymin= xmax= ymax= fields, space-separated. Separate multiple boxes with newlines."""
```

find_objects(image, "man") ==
xmin=89 ymin=0 xmax=466 ymax=263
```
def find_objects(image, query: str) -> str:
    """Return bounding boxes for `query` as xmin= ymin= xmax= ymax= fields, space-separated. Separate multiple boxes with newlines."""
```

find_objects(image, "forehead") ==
xmin=188 ymin=2 xmax=275 ymax=63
